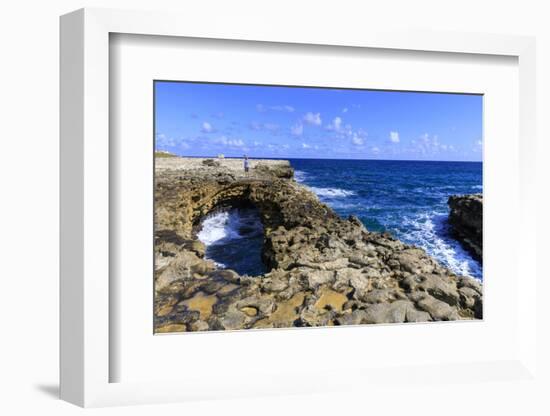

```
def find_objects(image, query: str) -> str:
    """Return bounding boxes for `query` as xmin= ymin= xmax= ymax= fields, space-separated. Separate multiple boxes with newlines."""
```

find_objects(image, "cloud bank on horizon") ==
xmin=155 ymin=81 xmax=483 ymax=162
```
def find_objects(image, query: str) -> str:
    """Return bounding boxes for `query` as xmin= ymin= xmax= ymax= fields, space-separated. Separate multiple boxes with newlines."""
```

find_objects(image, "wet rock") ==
xmin=448 ymin=194 xmax=482 ymax=261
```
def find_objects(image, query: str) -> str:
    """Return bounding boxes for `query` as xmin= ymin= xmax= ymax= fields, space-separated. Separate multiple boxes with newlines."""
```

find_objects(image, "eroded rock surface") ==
xmin=154 ymin=157 xmax=483 ymax=333
xmin=448 ymin=194 xmax=483 ymax=261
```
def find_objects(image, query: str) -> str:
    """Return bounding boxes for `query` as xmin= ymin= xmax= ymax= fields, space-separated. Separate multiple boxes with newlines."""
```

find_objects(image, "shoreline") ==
xmin=154 ymin=156 xmax=483 ymax=332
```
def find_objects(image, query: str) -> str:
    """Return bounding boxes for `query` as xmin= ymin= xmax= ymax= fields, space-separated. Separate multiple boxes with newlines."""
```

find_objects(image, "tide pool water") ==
xmin=292 ymin=159 xmax=482 ymax=279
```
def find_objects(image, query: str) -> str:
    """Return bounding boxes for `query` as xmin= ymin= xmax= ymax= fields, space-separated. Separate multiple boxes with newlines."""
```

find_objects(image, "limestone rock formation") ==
xmin=448 ymin=194 xmax=483 ymax=261
xmin=154 ymin=157 xmax=483 ymax=333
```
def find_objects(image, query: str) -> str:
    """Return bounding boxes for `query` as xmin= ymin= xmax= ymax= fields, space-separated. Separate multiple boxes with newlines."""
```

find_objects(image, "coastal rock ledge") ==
xmin=155 ymin=158 xmax=483 ymax=332
xmin=448 ymin=194 xmax=483 ymax=261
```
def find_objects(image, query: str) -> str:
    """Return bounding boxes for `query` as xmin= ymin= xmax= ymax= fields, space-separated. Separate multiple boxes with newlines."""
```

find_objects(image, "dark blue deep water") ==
xmin=290 ymin=159 xmax=482 ymax=279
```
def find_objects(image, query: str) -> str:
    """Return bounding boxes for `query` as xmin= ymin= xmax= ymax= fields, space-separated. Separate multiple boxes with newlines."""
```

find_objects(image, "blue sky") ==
xmin=155 ymin=81 xmax=483 ymax=161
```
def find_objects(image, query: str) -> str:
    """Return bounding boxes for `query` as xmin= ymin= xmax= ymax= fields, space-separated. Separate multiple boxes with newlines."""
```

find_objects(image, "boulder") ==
xmin=448 ymin=194 xmax=483 ymax=261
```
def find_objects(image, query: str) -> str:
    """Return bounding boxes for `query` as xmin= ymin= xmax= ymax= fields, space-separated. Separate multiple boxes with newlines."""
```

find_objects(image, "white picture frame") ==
xmin=60 ymin=7 xmax=538 ymax=408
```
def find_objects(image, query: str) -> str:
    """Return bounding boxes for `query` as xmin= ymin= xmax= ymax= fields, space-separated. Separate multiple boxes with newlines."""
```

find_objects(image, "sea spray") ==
xmin=197 ymin=208 xmax=266 ymax=276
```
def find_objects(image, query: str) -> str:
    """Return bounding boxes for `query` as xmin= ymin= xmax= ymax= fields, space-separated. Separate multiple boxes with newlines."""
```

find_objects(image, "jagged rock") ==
xmin=335 ymin=310 xmax=368 ymax=326
xmin=363 ymin=300 xmax=427 ymax=324
xmin=448 ymin=194 xmax=483 ymax=261
xmin=314 ymin=287 xmax=348 ymax=312
xmin=156 ymin=324 xmax=186 ymax=333
xmin=363 ymin=288 xmax=406 ymax=304
xmin=306 ymin=270 xmax=335 ymax=289
xmin=401 ymin=273 xmax=460 ymax=306
xmin=154 ymin=157 xmax=483 ymax=332
xmin=410 ymin=292 xmax=460 ymax=321
xmin=202 ymin=158 xmax=220 ymax=167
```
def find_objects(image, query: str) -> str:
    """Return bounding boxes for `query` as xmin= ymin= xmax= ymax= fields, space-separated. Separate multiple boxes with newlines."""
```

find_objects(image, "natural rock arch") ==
xmin=154 ymin=160 xmax=483 ymax=333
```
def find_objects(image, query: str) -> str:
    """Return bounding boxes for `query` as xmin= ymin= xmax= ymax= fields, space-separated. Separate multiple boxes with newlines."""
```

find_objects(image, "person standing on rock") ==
xmin=243 ymin=155 xmax=250 ymax=173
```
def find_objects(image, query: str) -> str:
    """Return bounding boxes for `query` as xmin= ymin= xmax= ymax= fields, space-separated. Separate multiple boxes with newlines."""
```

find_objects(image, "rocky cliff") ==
xmin=448 ymin=194 xmax=483 ymax=261
xmin=154 ymin=158 xmax=483 ymax=333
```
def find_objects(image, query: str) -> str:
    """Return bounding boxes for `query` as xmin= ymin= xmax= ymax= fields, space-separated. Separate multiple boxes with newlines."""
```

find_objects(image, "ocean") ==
xmin=198 ymin=159 xmax=483 ymax=280
xmin=291 ymin=159 xmax=482 ymax=279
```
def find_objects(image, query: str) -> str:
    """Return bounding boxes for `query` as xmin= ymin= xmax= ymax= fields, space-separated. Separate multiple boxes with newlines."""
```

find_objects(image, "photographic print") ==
xmin=154 ymin=81 xmax=483 ymax=333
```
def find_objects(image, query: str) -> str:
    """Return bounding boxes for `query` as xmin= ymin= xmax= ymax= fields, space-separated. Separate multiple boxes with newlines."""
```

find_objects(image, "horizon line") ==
xmin=155 ymin=152 xmax=482 ymax=163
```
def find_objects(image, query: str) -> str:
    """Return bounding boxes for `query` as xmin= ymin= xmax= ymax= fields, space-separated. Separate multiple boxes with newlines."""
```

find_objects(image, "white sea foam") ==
xmin=293 ymin=170 xmax=307 ymax=183
xmin=309 ymin=186 xmax=356 ymax=198
xmin=197 ymin=209 xmax=263 ymax=246
xmin=400 ymin=212 xmax=482 ymax=279
xmin=197 ymin=212 xmax=239 ymax=245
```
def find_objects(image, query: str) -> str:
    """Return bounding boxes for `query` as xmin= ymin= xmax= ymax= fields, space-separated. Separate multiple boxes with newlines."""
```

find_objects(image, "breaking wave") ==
xmin=197 ymin=208 xmax=265 ymax=276
xmin=398 ymin=212 xmax=482 ymax=279
xmin=308 ymin=186 xmax=356 ymax=198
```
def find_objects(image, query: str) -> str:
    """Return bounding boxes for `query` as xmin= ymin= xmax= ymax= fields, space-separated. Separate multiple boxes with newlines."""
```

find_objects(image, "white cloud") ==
xmin=303 ymin=112 xmax=322 ymax=126
xmin=473 ymin=139 xmax=483 ymax=153
xmin=302 ymin=143 xmax=311 ymax=149
xmin=263 ymin=123 xmax=279 ymax=132
xmin=257 ymin=104 xmax=295 ymax=113
xmin=291 ymin=123 xmax=304 ymax=137
xmin=326 ymin=116 xmax=343 ymax=132
xmin=351 ymin=133 xmax=364 ymax=146
xmin=342 ymin=108 xmax=348 ymax=113
xmin=156 ymin=133 xmax=175 ymax=147
xmin=271 ymin=105 xmax=295 ymax=112
xmin=250 ymin=122 xmax=279 ymax=132
xmin=371 ymin=146 xmax=380 ymax=155
xmin=389 ymin=131 xmax=400 ymax=143
xmin=201 ymin=122 xmax=214 ymax=133
xmin=412 ymin=133 xmax=454 ymax=156
xmin=216 ymin=136 xmax=245 ymax=147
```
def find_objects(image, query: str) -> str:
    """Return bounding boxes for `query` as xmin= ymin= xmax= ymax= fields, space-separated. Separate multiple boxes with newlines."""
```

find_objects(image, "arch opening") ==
xmin=196 ymin=200 xmax=267 ymax=277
